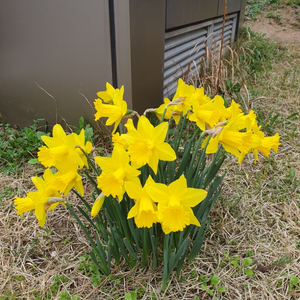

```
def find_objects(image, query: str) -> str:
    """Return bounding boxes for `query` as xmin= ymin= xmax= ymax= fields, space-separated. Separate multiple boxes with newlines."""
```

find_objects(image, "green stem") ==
xmin=162 ymin=234 xmax=170 ymax=291
xmin=175 ymin=114 xmax=188 ymax=154
xmin=83 ymin=170 xmax=100 ymax=192
xmin=118 ymin=123 xmax=123 ymax=134
xmin=80 ymin=148 xmax=100 ymax=175
xmin=66 ymin=203 xmax=109 ymax=275
xmin=159 ymin=106 xmax=168 ymax=124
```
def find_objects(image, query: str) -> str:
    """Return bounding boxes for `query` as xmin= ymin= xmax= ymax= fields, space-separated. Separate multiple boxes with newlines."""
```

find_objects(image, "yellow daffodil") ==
xmin=189 ymin=97 xmax=225 ymax=131
xmin=38 ymin=124 xmax=91 ymax=169
xmin=244 ymin=116 xmax=280 ymax=163
xmin=122 ymin=116 xmax=176 ymax=174
xmin=145 ymin=175 xmax=207 ymax=233
xmin=225 ymin=99 xmax=243 ymax=120
xmin=153 ymin=98 xmax=173 ymax=121
xmin=125 ymin=178 xmax=158 ymax=228
xmin=164 ymin=79 xmax=196 ymax=124
xmin=38 ymin=124 xmax=76 ymax=167
xmin=95 ymin=144 xmax=141 ymax=200
xmin=14 ymin=169 xmax=63 ymax=227
xmin=96 ymin=82 xmax=116 ymax=104
xmin=94 ymin=85 xmax=127 ymax=133
xmin=190 ymin=87 xmax=211 ymax=105
xmin=52 ymin=156 xmax=84 ymax=196
xmin=236 ymin=111 xmax=280 ymax=163
xmin=253 ymin=132 xmax=280 ymax=161
xmin=91 ymin=192 xmax=105 ymax=217
xmin=202 ymin=113 xmax=260 ymax=161
xmin=112 ymin=132 xmax=129 ymax=149
xmin=73 ymin=129 xmax=93 ymax=168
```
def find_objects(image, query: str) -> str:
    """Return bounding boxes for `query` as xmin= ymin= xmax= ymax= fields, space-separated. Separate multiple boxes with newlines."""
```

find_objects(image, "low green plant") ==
xmin=239 ymin=27 xmax=277 ymax=76
xmin=77 ymin=255 xmax=102 ymax=287
xmin=0 ymin=119 xmax=48 ymax=174
xmin=224 ymin=253 xmax=254 ymax=276
xmin=286 ymin=0 xmax=300 ymax=5
xmin=125 ymin=291 xmax=137 ymax=300
xmin=199 ymin=274 xmax=226 ymax=298
xmin=245 ymin=0 xmax=272 ymax=19
xmin=266 ymin=12 xmax=282 ymax=23
xmin=289 ymin=275 xmax=300 ymax=292
xmin=69 ymin=116 xmax=95 ymax=143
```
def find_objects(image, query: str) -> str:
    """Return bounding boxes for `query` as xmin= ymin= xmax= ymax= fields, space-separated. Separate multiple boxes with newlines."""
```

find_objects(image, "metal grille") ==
xmin=163 ymin=13 xmax=238 ymax=97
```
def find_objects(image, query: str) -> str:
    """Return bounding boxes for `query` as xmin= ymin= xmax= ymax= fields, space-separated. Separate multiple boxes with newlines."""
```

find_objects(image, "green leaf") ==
xmin=218 ymin=286 xmax=226 ymax=293
xmin=290 ymin=275 xmax=299 ymax=285
xmin=207 ymin=289 xmax=214 ymax=296
xmin=131 ymin=291 xmax=137 ymax=300
xmin=85 ymin=125 xmax=94 ymax=142
xmin=125 ymin=293 xmax=133 ymax=300
xmin=79 ymin=116 xmax=85 ymax=129
xmin=201 ymin=283 xmax=208 ymax=290
xmin=230 ymin=259 xmax=239 ymax=268
xmin=210 ymin=275 xmax=219 ymax=286
xmin=37 ymin=131 xmax=49 ymax=140
xmin=28 ymin=158 xmax=40 ymax=165
xmin=243 ymin=257 xmax=252 ymax=267
xmin=245 ymin=269 xmax=254 ymax=276
xmin=123 ymin=238 xmax=142 ymax=266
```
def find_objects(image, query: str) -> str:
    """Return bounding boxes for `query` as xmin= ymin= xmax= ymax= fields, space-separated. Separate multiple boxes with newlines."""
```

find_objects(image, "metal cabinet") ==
xmin=0 ymin=0 xmax=246 ymax=127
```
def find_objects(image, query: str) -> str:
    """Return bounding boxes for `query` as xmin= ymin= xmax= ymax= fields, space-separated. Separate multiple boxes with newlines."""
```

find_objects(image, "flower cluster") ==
xmin=15 ymin=125 xmax=92 ymax=225
xmin=154 ymin=79 xmax=280 ymax=163
xmin=15 ymin=79 xmax=280 ymax=234
xmin=92 ymin=115 xmax=207 ymax=233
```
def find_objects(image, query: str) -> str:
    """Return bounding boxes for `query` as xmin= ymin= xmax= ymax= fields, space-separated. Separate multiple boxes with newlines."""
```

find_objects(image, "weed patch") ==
xmin=0 ymin=120 xmax=49 ymax=174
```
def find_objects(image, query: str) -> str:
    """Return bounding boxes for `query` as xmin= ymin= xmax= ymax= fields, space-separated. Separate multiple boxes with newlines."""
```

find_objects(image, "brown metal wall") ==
xmin=0 ymin=0 xmax=245 ymax=127
xmin=166 ymin=0 xmax=245 ymax=30
xmin=0 ymin=0 xmax=112 ymax=127
xmin=128 ymin=0 xmax=166 ymax=114
xmin=166 ymin=0 xmax=219 ymax=30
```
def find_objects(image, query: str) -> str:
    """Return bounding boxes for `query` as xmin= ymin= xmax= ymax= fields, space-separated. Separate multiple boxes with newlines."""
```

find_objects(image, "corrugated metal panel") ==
xmin=163 ymin=14 xmax=238 ymax=98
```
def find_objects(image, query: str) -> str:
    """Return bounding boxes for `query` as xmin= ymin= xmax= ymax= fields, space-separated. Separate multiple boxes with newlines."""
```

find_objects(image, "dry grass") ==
xmin=1 ymin=17 xmax=300 ymax=300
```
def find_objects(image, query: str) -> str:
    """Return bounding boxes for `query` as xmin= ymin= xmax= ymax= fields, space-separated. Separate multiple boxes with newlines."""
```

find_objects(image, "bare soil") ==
xmin=245 ymin=4 xmax=300 ymax=46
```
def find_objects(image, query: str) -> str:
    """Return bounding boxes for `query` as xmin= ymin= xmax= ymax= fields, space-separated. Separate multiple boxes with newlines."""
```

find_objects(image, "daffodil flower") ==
xmin=96 ymin=82 xmax=116 ymax=104
xmin=52 ymin=157 xmax=84 ymax=196
xmin=189 ymin=98 xmax=223 ymax=131
xmin=168 ymin=79 xmax=196 ymax=123
xmin=240 ymin=114 xmax=280 ymax=163
xmin=73 ymin=129 xmax=93 ymax=168
xmin=202 ymin=113 xmax=253 ymax=160
xmin=152 ymin=98 xmax=173 ymax=121
xmin=125 ymin=178 xmax=158 ymax=228
xmin=91 ymin=192 xmax=105 ymax=217
xmin=14 ymin=169 xmax=63 ymax=227
xmin=95 ymin=144 xmax=141 ymax=200
xmin=145 ymin=175 xmax=207 ymax=233
xmin=94 ymin=85 xmax=127 ymax=133
xmin=122 ymin=116 xmax=176 ymax=174
xmin=38 ymin=124 xmax=92 ymax=169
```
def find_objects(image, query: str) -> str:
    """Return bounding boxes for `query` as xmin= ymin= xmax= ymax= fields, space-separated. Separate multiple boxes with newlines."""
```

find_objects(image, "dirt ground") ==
xmin=245 ymin=4 xmax=300 ymax=46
